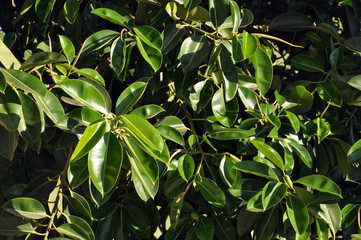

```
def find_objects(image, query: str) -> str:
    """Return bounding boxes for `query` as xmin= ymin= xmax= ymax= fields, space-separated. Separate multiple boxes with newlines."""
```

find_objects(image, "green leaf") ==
xmin=0 ymin=38 xmax=21 ymax=70
xmin=218 ymin=50 xmax=238 ymax=101
xmin=122 ymin=114 xmax=164 ymax=152
xmin=270 ymin=12 xmax=313 ymax=32
xmin=194 ymin=216 xmax=214 ymax=240
xmin=134 ymin=26 xmax=163 ymax=72
xmin=189 ymin=80 xmax=213 ymax=113
xmin=252 ymin=48 xmax=273 ymax=96
xmin=0 ymin=69 xmax=47 ymax=96
xmin=208 ymin=128 xmax=255 ymax=140
xmin=238 ymin=86 xmax=259 ymax=109
xmin=162 ymin=24 xmax=186 ymax=54
xmin=184 ymin=0 xmax=202 ymax=10
xmin=20 ymin=52 xmax=67 ymax=71
xmin=92 ymin=7 xmax=134 ymax=29
xmin=110 ymin=37 xmax=126 ymax=77
xmin=63 ymin=0 xmax=79 ymax=24
xmin=347 ymin=139 xmax=361 ymax=163
xmin=237 ymin=207 xmax=259 ymax=237
xmin=209 ymin=0 xmax=229 ymax=29
xmin=66 ymin=215 xmax=95 ymax=240
xmin=291 ymin=54 xmax=324 ymax=73
xmin=157 ymin=125 xmax=185 ymax=146
xmin=341 ymin=204 xmax=358 ymax=228
xmin=82 ymin=30 xmax=119 ymax=56
xmin=251 ymin=140 xmax=284 ymax=171
xmin=295 ymin=175 xmax=342 ymax=197
xmin=233 ymin=161 xmax=279 ymax=181
xmin=74 ymin=68 xmax=105 ymax=86
xmin=3 ymin=197 xmax=48 ymax=219
xmin=330 ymin=47 xmax=344 ymax=71
xmin=282 ymin=138 xmax=312 ymax=168
xmin=230 ymin=1 xmax=240 ymax=33
xmin=178 ymin=154 xmax=195 ymax=181
xmin=123 ymin=206 xmax=151 ymax=239
xmin=212 ymin=88 xmax=239 ymax=127
xmin=0 ymin=125 xmax=18 ymax=160
xmin=57 ymin=223 xmax=90 ymax=240
xmin=178 ymin=35 xmax=210 ymax=72
xmin=317 ymin=82 xmax=343 ymax=107
xmin=59 ymin=35 xmax=75 ymax=64
xmin=214 ymin=218 xmax=236 ymax=240
xmin=67 ymin=192 xmax=92 ymax=225
xmin=319 ymin=203 xmax=341 ymax=238
xmin=219 ymin=155 xmax=237 ymax=187
xmin=246 ymin=190 xmax=264 ymax=212
xmin=33 ymin=90 xmax=65 ymax=124
xmin=288 ymin=85 xmax=314 ymax=113
xmin=0 ymin=216 xmax=36 ymax=236
xmin=285 ymin=111 xmax=300 ymax=132
xmin=286 ymin=195 xmax=309 ymax=235
xmin=70 ymin=120 xmax=106 ymax=162
xmin=35 ymin=0 xmax=54 ymax=20
xmin=254 ymin=206 xmax=279 ymax=240
xmin=116 ymin=81 xmax=147 ymax=115
xmin=348 ymin=75 xmax=361 ymax=91
xmin=316 ymin=117 xmax=330 ymax=143
xmin=240 ymin=8 xmax=254 ymax=28
xmin=59 ymin=78 xmax=111 ymax=114
xmin=228 ymin=179 xmax=264 ymax=200
xmin=88 ymin=132 xmax=123 ymax=196
xmin=262 ymin=181 xmax=286 ymax=210
xmin=344 ymin=37 xmax=361 ymax=53
xmin=67 ymin=155 xmax=89 ymax=188
xmin=232 ymin=31 xmax=257 ymax=62
xmin=0 ymin=87 xmax=21 ymax=132
xmin=130 ymin=104 xmax=164 ymax=119
xmin=198 ymin=177 xmax=226 ymax=208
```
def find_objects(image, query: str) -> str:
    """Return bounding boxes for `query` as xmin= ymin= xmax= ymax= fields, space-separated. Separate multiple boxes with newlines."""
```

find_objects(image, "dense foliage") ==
xmin=1 ymin=0 xmax=361 ymax=239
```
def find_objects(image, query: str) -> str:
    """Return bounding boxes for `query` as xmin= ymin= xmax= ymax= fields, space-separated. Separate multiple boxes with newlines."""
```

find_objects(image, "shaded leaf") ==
xmin=254 ymin=206 xmax=279 ymax=240
xmin=0 ymin=216 xmax=36 ymax=236
xmin=209 ymin=0 xmax=229 ymax=28
xmin=198 ymin=177 xmax=226 ymax=208
xmin=270 ymin=12 xmax=313 ymax=32
xmin=291 ymin=54 xmax=324 ymax=72
xmin=63 ymin=0 xmax=79 ymax=24
xmin=35 ymin=0 xmax=54 ymax=20
xmin=57 ymin=223 xmax=90 ymax=240
xmin=262 ymin=181 xmax=286 ymax=210
xmin=178 ymin=35 xmax=210 ymax=72
xmin=123 ymin=206 xmax=151 ymax=239
xmin=194 ymin=217 xmax=214 ymax=240
xmin=82 ymin=30 xmax=119 ymax=56
xmin=162 ymin=24 xmax=186 ymax=54
xmin=74 ymin=68 xmax=105 ymax=86
xmin=59 ymin=35 xmax=75 ymax=64
xmin=20 ymin=52 xmax=67 ymax=70
xmin=233 ymin=161 xmax=279 ymax=181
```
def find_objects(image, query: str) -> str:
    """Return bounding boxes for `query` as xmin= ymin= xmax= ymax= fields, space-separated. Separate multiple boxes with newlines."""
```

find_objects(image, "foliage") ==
xmin=0 ymin=0 xmax=361 ymax=239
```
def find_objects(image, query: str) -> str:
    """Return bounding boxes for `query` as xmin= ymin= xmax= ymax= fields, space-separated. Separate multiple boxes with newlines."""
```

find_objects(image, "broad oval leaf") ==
xmin=92 ymin=7 xmax=134 ymax=29
xmin=59 ymin=78 xmax=111 ymax=114
xmin=123 ymin=206 xmax=151 ymax=239
xmin=59 ymin=35 xmax=75 ymax=64
xmin=130 ymin=104 xmax=164 ymax=119
xmin=74 ymin=68 xmax=105 ymax=86
xmin=198 ymin=177 xmax=226 ymax=208
xmin=20 ymin=52 xmax=67 ymax=70
xmin=162 ymin=24 xmax=186 ymax=54
xmin=194 ymin=216 xmax=214 ymax=240
xmin=341 ymin=204 xmax=358 ymax=228
xmin=116 ymin=81 xmax=147 ymax=115
xmin=3 ymin=197 xmax=48 ymax=219
xmin=70 ymin=120 xmax=106 ymax=162
xmin=178 ymin=35 xmax=210 ymax=72
xmin=347 ymin=139 xmax=361 ymax=163
xmin=348 ymin=75 xmax=361 ymax=91
xmin=291 ymin=54 xmax=324 ymax=73
xmin=88 ymin=132 xmax=123 ymax=196
xmin=157 ymin=125 xmax=185 ymax=146
xmin=82 ymin=30 xmax=119 ymax=56
xmin=57 ymin=223 xmax=90 ymax=240
xmin=288 ymin=85 xmax=314 ymax=113
xmin=66 ymin=192 xmax=92 ymax=225
xmin=262 ymin=181 xmax=287 ymax=210
xmin=286 ymin=195 xmax=309 ymax=235
xmin=317 ymin=82 xmax=343 ymax=107
xmin=319 ymin=203 xmax=342 ymax=237
xmin=251 ymin=140 xmax=284 ymax=171
xmin=209 ymin=0 xmax=229 ymax=29
xmin=233 ymin=161 xmax=279 ymax=181
xmin=178 ymin=154 xmax=195 ymax=181
xmin=228 ymin=179 xmax=264 ymax=200
xmin=296 ymin=175 xmax=342 ymax=197
xmin=212 ymin=88 xmax=239 ymax=127
xmin=270 ymin=12 xmax=313 ymax=32
xmin=252 ymin=48 xmax=273 ymax=96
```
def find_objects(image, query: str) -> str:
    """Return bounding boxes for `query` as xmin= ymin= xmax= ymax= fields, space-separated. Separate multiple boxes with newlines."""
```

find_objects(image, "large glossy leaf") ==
xmin=88 ymin=132 xmax=123 ymax=195
xmin=0 ymin=87 xmax=21 ymax=132
xmin=20 ymin=52 xmax=67 ymax=71
xmin=157 ymin=125 xmax=185 ymax=146
xmin=317 ymin=82 xmax=343 ymax=107
xmin=0 ymin=216 xmax=36 ymax=236
xmin=282 ymin=138 xmax=312 ymax=168
xmin=286 ymin=195 xmax=309 ymax=235
xmin=63 ymin=0 xmax=79 ymax=24
xmin=270 ymin=12 xmax=313 ymax=32
xmin=252 ymin=48 xmax=273 ymax=96
xmin=0 ymin=69 xmax=47 ymax=96
xmin=74 ymin=68 xmax=105 ymax=86
xmin=59 ymin=35 xmax=75 ymax=64
xmin=319 ymin=203 xmax=341 ymax=237
xmin=291 ymin=54 xmax=324 ymax=72
xmin=348 ymin=75 xmax=361 ymax=91
xmin=116 ymin=81 xmax=147 ymax=115
xmin=254 ymin=206 xmax=279 ymax=240
xmin=59 ymin=78 xmax=111 ymax=114
xmin=209 ymin=0 xmax=229 ymax=28
xmin=194 ymin=216 xmax=214 ymax=240
xmin=92 ymin=7 xmax=135 ymax=29
xmin=123 ymin=206 xmax=151 ymax=239
xmin=70 ymin=120 xmax=106 ymax=162
xmin=232 ymin=31 xmax=257 ymax=62
xmin=82 ymin=30 xmax=119 ymax=55
xmin=67 ymin=155 xmax=89 ymax=188
xmin=198 ymin=177 xmax=226 ymax=208
xmin=341 ymin=204 xmax=358 ymax=228
xmin=230 ymin=1 xmax=240 ymax=33
xmin=130 ymin=104 xmax=164 ymax=119
xmin=347 ymin=139 xmax=361 ymax=163
xmin=262 ymin=181 xmax=286 ymax=210
xmin=296 ymin=175 xmax=342 ymax=197
xmin=3 ymin=197 xmax=48 ymax=219
xmin=35 ymin=0 xmax=54 ymax=20
xmin=316 ymin=117 xmax=330 ymax=143
xmin=218 ymin=50 xmax=238 ymax=101
xmin=122 ymin=114 xmax=164 ymax=152
xmin=110 ymin=37 xmax=126 ymax=77
xmin=189 ymin=80 xmax=213 ymax=113
xmin=57 ymin=223 xmax=90 ymax=240
xmin=178 ymin=35 xmax=210 ymax=72
xmin=233 ymin=161 xmax=279 ymax=181
xmin=66 ymin=215 xmax=95 ymax=240
xmin=178 ymin=154 xmax=195 ymax=182
xmin=251 ymin=140 xmax=284 ymax=171
xmin=212 ymin=88 xmax=238 ymax=127
xmin=33 ymin=90 xmax=65 ymax=124
xmin=162 ymin=24 xmax=186 ymax=54
xmin=134 ymin=26 xmax=163 ymax=72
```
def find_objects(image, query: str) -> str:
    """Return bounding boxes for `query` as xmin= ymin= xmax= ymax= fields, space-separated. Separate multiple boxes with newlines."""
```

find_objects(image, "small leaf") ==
xmin=178 ymin=154 xmax=195 ymax=181
xmin=286 ymin=195 xmax=309 ymax=235
xmin=330 ymin=47 xmax=344 ymax=71
xmin=252 ymin=48 xmax=273 ymax=96
xmin=296 ymin=175 xmax=342 ymax=197
xmin=291 ymin=54 xmax=324 ymax=72
xmin=230 ymin=1 xmax=240 ymax=33
xmin=33 ymin=90 xmax=65 ymax=124
xmin=3 ymin=197 xmax=48 ymax=219
xmin=344 ymin=37 xmax=361 ymax=53
xmin=0 ymin=124 xmax=18 ymax=160
xmin=348 ymin=75 xmax=361 ymax=91
xmin=178 ymin=35 xmax=210 ymax=72
xmin=63 ymin=0 xmax=79 ymax=24
xmin=233 ymin=161 xmax=279 ymax=181
xmin=157 ymin=125 xmax=185 ymax=146
xmin=57 ymin=223 xmax=90 ymax=240
xmin=194 ymin=217 xmax=214 ymax=240
xmin=0 ymin=87 xmax=21 ymax=132
xmin=285 ymin=111 xmax=300 ymax=132
xmin=116 ymin=81 xmax=147 ymax=115
xmin=67 ymin=155 xmax=89 ymax=188
xmin=262 ymin=181 xmax=286 ymax=210
xmin=341 ymin=204 xmax=358 ymax=228
xmin=251 ymin=140 xmax=284 ymax=171
xmin=66 ymin=215 xmax=95 ymax=240
xmin=70 ymin=120 xmax=106 ymax=162
xmin=123 ymin=206 xmax=151 ymax=239
xmin=92 ymin=7 xmax=134 ymax=29
xmin=59 ymin=35 xmax=75 ymax=64
xmin=218 ymin=50 xmax=238 ymax=101
xmin=228 ymin=179 xmax=264 ymax=200
xmin=316 ymin=117 xmax=330 ymax=143
xmin=288 ymin=85 xmax=314 ymax=113
xmin=198 ymin=177 xmax=226 ymax=208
